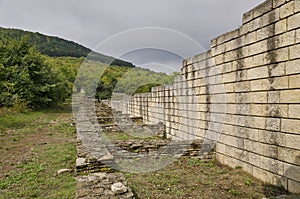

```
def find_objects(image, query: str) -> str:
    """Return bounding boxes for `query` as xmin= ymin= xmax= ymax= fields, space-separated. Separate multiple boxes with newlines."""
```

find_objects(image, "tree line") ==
xmin=0 ymin=36 xmax=177 ymax=110
xmin=0 ymin=37 xmax=75 ymax=109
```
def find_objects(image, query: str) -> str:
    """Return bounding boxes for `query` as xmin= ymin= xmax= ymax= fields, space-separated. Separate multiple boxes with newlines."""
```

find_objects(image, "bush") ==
xmin=0 ymin=37 xmax=71 ymax=109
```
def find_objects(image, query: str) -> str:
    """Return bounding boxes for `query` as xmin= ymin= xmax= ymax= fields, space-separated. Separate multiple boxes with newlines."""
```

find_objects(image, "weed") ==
xmin=245 ymin=178 xmax=252 ymax=186
xmin=228 ymin=189 xmax=241 ymax=196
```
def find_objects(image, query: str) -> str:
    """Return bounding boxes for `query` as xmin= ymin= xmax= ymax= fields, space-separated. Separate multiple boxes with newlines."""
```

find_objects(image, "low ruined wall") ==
xmin=111 ymin=0 xmax=300 ymax=193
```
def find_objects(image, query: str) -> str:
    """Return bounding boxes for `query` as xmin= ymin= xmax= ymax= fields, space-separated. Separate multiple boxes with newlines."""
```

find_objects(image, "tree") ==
xmin=0 ymin=37 xmax=71 ymax=109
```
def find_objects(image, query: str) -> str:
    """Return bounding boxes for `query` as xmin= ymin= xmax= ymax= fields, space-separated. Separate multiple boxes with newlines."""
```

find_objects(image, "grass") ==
xmin=125 ymin=157 xmax=289 ymax=199
xmin=102 ymin=130 xmax=163 ymax=142
xmin=0 ymin=105 xmax=76 ymax=199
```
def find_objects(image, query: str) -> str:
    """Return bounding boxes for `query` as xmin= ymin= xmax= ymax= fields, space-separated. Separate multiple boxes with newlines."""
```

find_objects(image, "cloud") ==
xmin=0 ymin=0 xmax=264 ymax=71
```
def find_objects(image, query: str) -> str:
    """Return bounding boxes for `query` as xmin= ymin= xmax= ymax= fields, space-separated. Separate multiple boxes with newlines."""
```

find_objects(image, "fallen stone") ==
xmin=98 ymin=153 xmax=114 ymax=162
xmin=76 ymin=158 xmax=86 ymax=167
xmin=57 ymin=168 xmax=72 ymax=174
xmin=111 ymin=182 xmax=128 ymax=195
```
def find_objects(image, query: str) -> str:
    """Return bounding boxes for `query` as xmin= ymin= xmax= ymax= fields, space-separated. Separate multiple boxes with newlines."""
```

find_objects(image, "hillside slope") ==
xmin=0 ymin=27 xmax=134 ymax=67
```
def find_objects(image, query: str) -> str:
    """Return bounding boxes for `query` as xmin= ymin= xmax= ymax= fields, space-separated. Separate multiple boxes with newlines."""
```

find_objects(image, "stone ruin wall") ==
xmin=111 ymin=0 xmax=300 ymax=193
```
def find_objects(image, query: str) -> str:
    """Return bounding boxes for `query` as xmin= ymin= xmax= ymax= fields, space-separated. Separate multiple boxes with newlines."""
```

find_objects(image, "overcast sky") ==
xmin=0 ymin=0 xmax=265 ymax=72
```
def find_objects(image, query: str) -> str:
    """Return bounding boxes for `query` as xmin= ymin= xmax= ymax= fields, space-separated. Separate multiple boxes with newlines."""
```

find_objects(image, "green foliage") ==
xmin=95 ymin=66 xmax=175 ymax=100
xmin=0 ymin=27 xmax=134 ymax=67
xmin=0 ymin=37 xmax=72 ymax=109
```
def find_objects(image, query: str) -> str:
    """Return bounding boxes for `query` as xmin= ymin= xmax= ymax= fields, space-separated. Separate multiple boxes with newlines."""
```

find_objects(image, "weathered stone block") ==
xmin=262 ymin=9 xmax=280 ymax=27
xmin=288 ymin=179 xmax=300 ymax=193
xmin=281 ymin=30 xmax=295 ymax=47
xmin=248 ymin=116 xmax=266 ymax=129
xmin=284 ymin=163 xmax=300 ymax=182
xmin=289 ymin=44 xmax=300 ymax=59
xmin=270 ymin=48 xmax=289 ymax=62
xmin=286 ymin=59 xmax=300 ymax=75
xmin=270 ymin=76 xmax=289 ymax=89
xmin=280 ymin=89 xmax=300 ymax=103
xmin=248 ymin=66 xmax=269 ymax=80
xmin=235 ymin=82 xmax=250 ymax=93
xmin=296 ymin=29 xmax=300 ymax=44
xmin=295 ymin=0 xmax=300 ymax=13
xmin=250 ymin=17 xmax=265 ymax=32
xmin=248 ymin=152 xmax=260 ymax=167
xmin=250 ymin=91 xmax=268 ymax=103
xmin=251 ymin=104 xmax=266 ymax=116
xmin=273 ymin=0 xmax=286 ymax=9
xmin=289 ymin=104 xmax=300 ymax=118
xmin=266 ymin=118 xmax=281 ymax=131
xmin=275 ymin=19 xmax=287 ymax=34
xmin=278 ymin=147 xmax=300 ymax=166
xmin=269 ymin=63 xmax=286 ymax=77
xmin=289 ymin=74 xmax=300 ymax=89
xmin=280 ymin=1 xmax=294 ymax=19
xmin=248 ymin=40 xmax=268 ymax=55
xmin=282 ymin=119 xmax=300 ymax=135
xmin=251 ymin=79 xmax=267 ymax=91
xmin=253 ymin=166 xmax=279 ymax=184
xmin=223 ymin=72 xmax=236 ymax=83
xmin=260 ymin=156 xmax=284 ymax=175
xmin=240 ymin=24 xmax=249 ymax=36
xmin=287 ymin=12 xmax=300 ymax=30
xmin=286 ymin=134 xmax=300 ymax=153
xmin=257 ymin=25 xmax=274 ymax=41
xmin=243 ymin=9 xmax=253 ymax=24
xmin=253 ymin=0 xmax=273 ymax=18
xmin=259 ymin=130 xmax=285 ymax=146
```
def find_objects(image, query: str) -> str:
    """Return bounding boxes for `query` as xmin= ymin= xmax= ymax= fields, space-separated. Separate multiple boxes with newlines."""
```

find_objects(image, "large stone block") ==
xmin=275 ymin=19 xmax=287 ymax=34
xmin=266 ymin=118 xmax=281 ymax=131
xmin=251 ymin=104 xmax=267 ymax=116
xmin=250 ymin=40 xmax=269 ymax=56
xmin=251 ymin=79 xmax=269 ymax=91
xmin=280 ymin=1 xmax=294 ymax=19
xmin=287 ymin=12 xmax=300 ymax=30
xmin=248 ymin=66 xmax=269 ymax=80
xmin=295 ymin=0 xmax=300 ymax=13
xmin=286 ymin=134 xmax=300 ymax=150
xmin=270 ymin=76 xmax=289 ymax=89
xmin=260 ymin=156 xmax=284 ymax=175
xmin=253 ymin=0 xmax=273 ymax=18
xmin=223 ymin=72 xmax=236 ymax=83
xmin=252 ymin=166 xmax=280 ymax=184
xmin=288 ymin=179 xmax=300 ymax=193
xmin=257 ymin=24 xmax=275 ymax=41
xmin=289 ymin=44 xmax=300 ymax=60
xmin=250 ymin=91 xmax=268 ymax=103
xmin=284 ymin=163 xmax=300 ymax=182
xmin=249 ymin=17 xmax=264 ymax=32
xmin=289 ymin=74 xmax=300 ymax=89
xmin=278 ymin=147 xmax=300 ymax=166
xmin=289 ymin=105 xmax=300 ymax=118
xmin=247 ymin=116 xmax=266 ymax=129
xmin=281 ymin=30 xmax=295 ymax=47
xmin=273 ymin=0 xmax=286 ymax=9
xmin=280 ymin=89 xmax=300 ymax=103
xmin=248 ymin=152 xmax=260 ymax=167
xmin=243 ymin=10 xmax=253 ymax=24
xmin=262 ymin=9 xmax=280 ymax=27
xmin=282 ymin=119 xmax=300 ymax=135
xmin=286 ymin=59 xmax=300 ymax=75
xmin=259 ymin=130 xmax=285 ymax=146
xmin=296 ymin=29 xmax=300 ymax=44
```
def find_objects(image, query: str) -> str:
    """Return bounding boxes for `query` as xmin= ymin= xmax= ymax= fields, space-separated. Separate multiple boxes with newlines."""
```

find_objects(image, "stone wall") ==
xmin=111 ymin=0 xmax=300 ymax=193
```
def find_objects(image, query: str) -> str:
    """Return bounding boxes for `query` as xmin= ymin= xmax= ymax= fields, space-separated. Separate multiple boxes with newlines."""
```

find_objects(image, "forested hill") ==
xmin=0 ymin=27 xmax=134 ymax=67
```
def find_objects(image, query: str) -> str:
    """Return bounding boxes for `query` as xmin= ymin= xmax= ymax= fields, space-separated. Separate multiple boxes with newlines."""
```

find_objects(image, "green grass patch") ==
xmin=0 ymin=105 xmax=76 ymax=199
